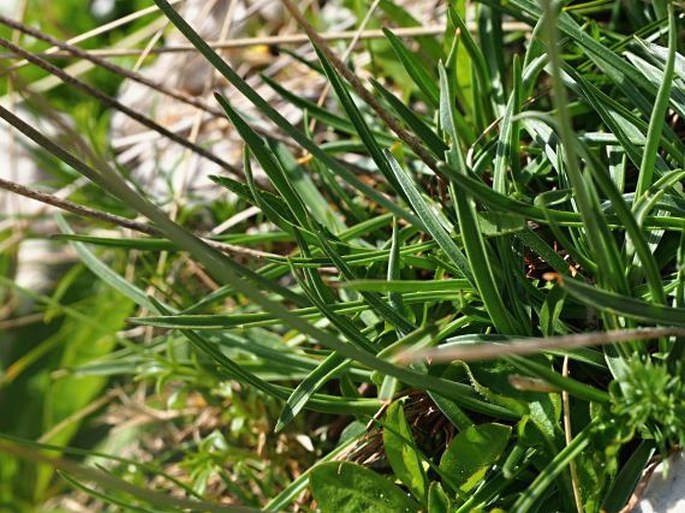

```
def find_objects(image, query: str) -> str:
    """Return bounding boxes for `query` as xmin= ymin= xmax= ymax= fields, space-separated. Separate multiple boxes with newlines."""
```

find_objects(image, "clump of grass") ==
xmin=1 ymin=0 xmax=684 ymax=512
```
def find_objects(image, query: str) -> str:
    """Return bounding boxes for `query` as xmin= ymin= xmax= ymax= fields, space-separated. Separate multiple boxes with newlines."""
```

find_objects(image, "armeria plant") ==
xmin=1 ymin=0 xmax=684 ymax=511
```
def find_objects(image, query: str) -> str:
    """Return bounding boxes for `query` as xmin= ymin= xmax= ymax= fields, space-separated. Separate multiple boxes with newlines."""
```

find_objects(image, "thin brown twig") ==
xmin=1 ymin=1 xmax=185 ymax=67
xmin=401 ymin=327 xmax=685 ymax=363
xmin=0 ymin=177 xmax=275 ymax=259
xmin=307 ymin=0 xmax=382 ymax=137
xmin=0 ymin=23 xmax=532 ymax=60
xmin=0 ymin=37 xmax=243 ymax=178
xmin=562 ymin=356 xmax=584 ymax=513
xmin=0 ymin=16 xmax=301 ymax=151
xmin=0 ymin=311 xmax=45 ymax=330
xmin=0 ymin=177 xmax=157 ymax=234
xmin=0 ymin=15 xmax=225 ymax=118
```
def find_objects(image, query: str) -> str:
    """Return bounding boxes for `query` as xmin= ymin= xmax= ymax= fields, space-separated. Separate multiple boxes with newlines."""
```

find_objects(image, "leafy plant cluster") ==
xmin=1 ymin=0 xmax=685 ymax=511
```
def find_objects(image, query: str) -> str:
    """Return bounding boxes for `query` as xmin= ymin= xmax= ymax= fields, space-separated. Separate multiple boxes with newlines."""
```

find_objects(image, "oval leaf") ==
xmin=310 ymin=462 xmax=421 ymax=513
xmin=383 ymin=401 xmax=428 ymax=501
xmin=439 ymin=422 xmax=512 ymax=494
xmin=427 ymin=482 xmax=451 ymax=513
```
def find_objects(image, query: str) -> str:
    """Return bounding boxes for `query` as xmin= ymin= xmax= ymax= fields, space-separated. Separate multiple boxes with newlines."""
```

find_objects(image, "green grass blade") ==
xmin=557 ymin=275 xmax=685 ymax=327
xmin=215 ymin=94 xmax=310 ymax=228
xmin=602 ymin=440 xmax=655 ymax=512
xmin=384 ymin=150 xmax=473 ymax=283
xmin=383 ymin=28 xmax=440 ymax=108
xmin=152 ymin=0 xmax=419 ymax=226
xmin=275 ymin=352 xmax=349 ymax=433
xmin=513 ymin=423 xmax=593 ymax=512
xmin=311 ymin=44 xmax=405 ymax=196
xmin=55 ymin=215 xmax=163 ymax=313
xmin=446 ymin=5 xmax=494 ymax=124
xmin=438 ymin=66 xmax=523 ymax=335
xmin=313 ymin=228 xmax=416 ymax=333
xmin=261 ymin=73 xmax=395 ymax=147
xmin=507 ymin=356 xmax=610 ymax=404
xmin=635 ymin=5 xmax=678 ymax=200
xmin=378 ymin=0 xmax=443 ymax=61
xmin=370 ymin=78 xmax=448 ymax=157
xmin=344 ymin=279 xmax=471 ymax=293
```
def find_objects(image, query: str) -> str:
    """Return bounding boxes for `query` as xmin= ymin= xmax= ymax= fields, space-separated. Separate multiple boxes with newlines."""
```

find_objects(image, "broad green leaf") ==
xmin=383 ymin=401 xmax=428 ymax=501
xmin=264 ymin=435 xmax=363 ymax=512
xmin=309 ymin=462 xmax=421 ymax=513
xmin=438 ymin=422 xmax=512 ymax=494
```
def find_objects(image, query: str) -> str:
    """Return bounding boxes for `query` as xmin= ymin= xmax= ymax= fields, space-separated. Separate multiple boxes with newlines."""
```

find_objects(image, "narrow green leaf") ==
xmin=428 ymin=392 xmax=474 ymax=430
xmin=439 ymin=64 xmax=523 ymax=335
xmin=276 ymin=352 xmax=349 ymax=433
xmin=152 ymin=300 xmax=380 ymax=417
xmin=513 ymin=423 xmax=592 ymax=512
xmin=314 ymin=228 xmax=416 ymax=333
xmin=602 ymin=440 xmax=655 ymax=513
xmin=378 ymin=0 xmax=443 ymax=61
xmin=384 ymin=150 xmax=473 ymax=283
xmin=507 ymin=355 xmax=610 ymax=404
xmin=215 ymin=94 xmax=310 ymax=227
xmin=557 ymin=275 xmax=685 ymax=327
xmin=635 ymin=5 xmax=678 ymax=199
xmin=261 ymin=73 xmax=395 ymax=147
xmin=55 ymin=215 xmax=161 ymax=313
xmin=311 ymin=44 xmax=405 ymax=196
xmin=383 ymin=28 xmax=439 ymax=107
xmin=344 ymin=279 xmax=470 ymax=293
xmin=492 ymin=54 xmax=522 ymax=194
xmin=152 ymin=0 xmax=419 ymax=226
xmin=370 ymin=79 xmax=448 ymax=157
xmin=446 ymin=5 xmax=494 ymax=124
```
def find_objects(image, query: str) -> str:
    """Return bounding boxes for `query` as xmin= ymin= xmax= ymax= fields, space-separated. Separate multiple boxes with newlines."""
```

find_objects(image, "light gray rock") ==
xmin=632 ymin=452 xmax=685 ymax=513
